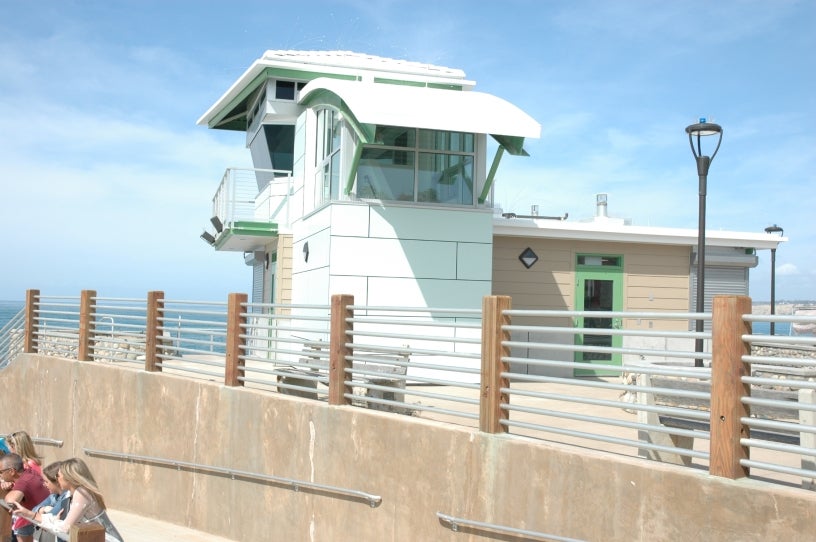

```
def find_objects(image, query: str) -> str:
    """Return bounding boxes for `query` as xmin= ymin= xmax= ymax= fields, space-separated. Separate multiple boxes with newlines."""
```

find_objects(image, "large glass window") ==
xmin=316 ymin=109 xmax=342 ymax=204
xmin=358 ymin=127 xmax=475 ymax=205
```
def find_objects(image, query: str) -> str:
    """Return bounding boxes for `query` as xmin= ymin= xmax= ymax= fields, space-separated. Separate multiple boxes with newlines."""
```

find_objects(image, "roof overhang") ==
xmin=493 ymin=217 xmax=787 ymax=250
xmin=299 ymin=78 xmax=541 ymax=149
xmin=197 ymin=51 xmax=477 ymax=130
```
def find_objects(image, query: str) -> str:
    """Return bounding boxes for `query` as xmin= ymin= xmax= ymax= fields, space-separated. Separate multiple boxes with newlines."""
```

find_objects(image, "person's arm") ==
xmin=59 ymin=488 xmax=90 ymax=530
xmin=3 ymin=490 xmax=23 ymax=504
xmin=7 ymin=500 xmax=36 ymax=522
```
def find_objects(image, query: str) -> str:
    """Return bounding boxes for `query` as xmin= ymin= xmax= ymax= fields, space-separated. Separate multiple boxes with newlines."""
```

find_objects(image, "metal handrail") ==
xmin=0 ymin=435 xmax=64 ymax=448
xmin=83 ymin=448 xmax=382 ymax=508
xmin=436 ymin=511 xmax=586 ymax=541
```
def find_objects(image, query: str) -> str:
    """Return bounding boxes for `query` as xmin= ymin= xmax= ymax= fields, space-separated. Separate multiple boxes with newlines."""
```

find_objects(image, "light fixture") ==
xmin=303 ymin=241 xmax=310 ymax=263
xmin=210 ymin=215 xmax=224 ymax=233
xmin=686 ymin=118 xmax=723 ymax=366
xmin=764 ymin=224 xmax=784 ymax=335
xmin=200 ymin=231 xmax=216 ymax=246
xmin=519 ymin=247 xmax=538 ymax=269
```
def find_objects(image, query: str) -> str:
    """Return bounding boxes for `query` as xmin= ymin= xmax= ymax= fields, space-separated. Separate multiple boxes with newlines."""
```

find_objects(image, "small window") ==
xmin=577 ymin=255 xmax=621 ymax=267
xmin=275 ymin=80 xmax=296 ymax=100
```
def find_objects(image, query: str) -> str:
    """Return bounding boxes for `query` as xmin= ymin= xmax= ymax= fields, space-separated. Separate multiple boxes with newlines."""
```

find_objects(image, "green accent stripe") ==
xmin=372 ymin=77 xmax=426 ymax=87
xmin=213 ymin=222 xmax=278 ymax=250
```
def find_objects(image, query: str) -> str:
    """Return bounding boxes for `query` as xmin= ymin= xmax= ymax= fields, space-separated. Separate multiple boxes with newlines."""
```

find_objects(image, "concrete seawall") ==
xmin=2 ymin=354 xmax=814 ymax=541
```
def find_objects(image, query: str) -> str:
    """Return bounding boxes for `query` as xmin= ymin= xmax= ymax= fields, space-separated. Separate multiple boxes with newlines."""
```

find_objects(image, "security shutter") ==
xmin=251 ymin=261 xmax=264 ymax=311
xmin=689 ymin=266 xmax=748 ymax=330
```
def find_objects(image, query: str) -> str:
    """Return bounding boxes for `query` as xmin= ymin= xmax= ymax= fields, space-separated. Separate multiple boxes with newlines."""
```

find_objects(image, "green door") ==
xmin=574 ymin=255 xmax=623 ymax=376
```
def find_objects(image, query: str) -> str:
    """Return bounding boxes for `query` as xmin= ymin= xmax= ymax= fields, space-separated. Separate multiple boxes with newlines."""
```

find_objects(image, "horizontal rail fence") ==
xmin=742 ymin=310 xmax=816 ymax=488
xmin=33 ymin=292 xmax=82 ymax=359
xmin=237 ymin=298 xmax=333 ymax=398
xmin=11 ymin=290 xmax=816 ymax=492
xmin=89 ymin=295 xmax=149 ymax=365
xmin=497 ymin=300 xmax=713 ymax=468
xmin=154 ymin=297 xmax=229 ymax=379
xmin=0 ymin=306 xmax=25 ymax=367
xmin=344 ymin=298 xmax=483 ymax=420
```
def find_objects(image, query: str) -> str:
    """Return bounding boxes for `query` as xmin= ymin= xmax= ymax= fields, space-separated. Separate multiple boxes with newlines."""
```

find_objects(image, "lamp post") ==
xmin=764 ymin=224 xmax=784 ymax=335
xmin=686 ymin=119 xmax=723 ymax=366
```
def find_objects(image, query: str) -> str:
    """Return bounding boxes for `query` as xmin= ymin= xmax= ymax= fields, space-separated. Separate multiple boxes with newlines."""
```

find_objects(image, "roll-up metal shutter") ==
xmin=251 ymin=261 xmax=264 ymax=311
xmin=689 ymin=266 xmax=749 ymax=330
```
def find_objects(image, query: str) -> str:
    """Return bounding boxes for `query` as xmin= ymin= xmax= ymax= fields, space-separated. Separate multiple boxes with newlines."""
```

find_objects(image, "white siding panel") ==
xmin=293 ymin=228 xmax=331 ymax=273
xmin=330 ymin=237 xmax=457 ymax=278
xmin=329 ymin=203 xmax=371 ymax=237
xmin=368 ymin=206 xmax=492 ymax=243
xmin=290 ymin=267 xmax=330 ymax=305
xmin=457 ymin=242 xmax=493 ymax=281
xmin=329 ymin=275 xmax=369 ymax=304
xmin=293 ymin=203 xmax=332 ymax=239
xmin=368 ymin=277 xmax=489 ymax=309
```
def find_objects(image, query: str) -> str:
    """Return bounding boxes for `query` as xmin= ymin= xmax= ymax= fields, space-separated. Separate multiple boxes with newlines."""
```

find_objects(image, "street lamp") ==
xmin=764 ymin=224 xmax=784 ymax=335
xmin=686 ymin=118 xmax=723 ymax=366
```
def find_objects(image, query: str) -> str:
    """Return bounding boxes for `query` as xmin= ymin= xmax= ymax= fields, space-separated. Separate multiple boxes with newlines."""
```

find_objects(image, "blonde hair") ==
xmin=7 ymin=431 xmax=42 ymax=467
xmin=59 ymin=458 xmax=106 ymax=510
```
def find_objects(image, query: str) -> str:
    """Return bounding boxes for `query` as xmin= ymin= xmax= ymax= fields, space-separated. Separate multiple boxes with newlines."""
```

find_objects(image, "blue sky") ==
xmin=0 ymin=0 xmax=813 ymax=302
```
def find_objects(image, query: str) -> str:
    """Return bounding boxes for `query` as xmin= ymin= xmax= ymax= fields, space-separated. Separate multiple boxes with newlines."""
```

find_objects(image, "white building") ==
xmin=199 ymin=50 xmax=784 ymax=376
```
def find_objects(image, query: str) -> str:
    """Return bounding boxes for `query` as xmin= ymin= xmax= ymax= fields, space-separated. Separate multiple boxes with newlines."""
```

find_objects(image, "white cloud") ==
xmin=777 ymin=263 xmax=799 ymax=276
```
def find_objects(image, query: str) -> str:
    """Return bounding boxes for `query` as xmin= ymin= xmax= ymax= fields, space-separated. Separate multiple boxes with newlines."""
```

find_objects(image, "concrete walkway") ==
xmin=107 ymin=509 xmax=237 ymax=541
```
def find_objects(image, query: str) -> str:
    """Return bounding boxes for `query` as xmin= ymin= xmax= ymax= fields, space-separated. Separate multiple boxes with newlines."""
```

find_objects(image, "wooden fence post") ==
xmin=145 ymin=291 xmax=164 ymax=372
xmin=329 ymin=294 xmax=354 ymax=406
xmin=225 ymin=292 xmax=248 ymax=386
xmin=710 ymin=294 xmax=752 ymax=479
xmin=24 ymin=289 xmax=39 ymax=354
xmin=69 ymin=523 xmax=106 ymax=542
xmin=480 ymin=295 xmax=511 ymax=434
xmin=77 ymin=289 xmax=96 ymax=361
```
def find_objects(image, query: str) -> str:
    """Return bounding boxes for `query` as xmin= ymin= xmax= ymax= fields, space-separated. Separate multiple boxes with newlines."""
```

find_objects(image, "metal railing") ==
xmin=83 ymin=447 xmax=382 ymax=508
xmin=0 ymin=307 xmax=25 ymax=367
xmin=500 ymin=309 xmax=713 ymax=467
xmin=211 ymin=167 xmax=293 ymax=228
xmin=155 ymin=299 xmax=228 ymax=379
xmin=344 ymin=304 xmax=482 ymax=419
xmin=7 ymin=290 xmax=816 ymax=492
xmin=741 ymin=312 xmax=816 ymax=487
xmin=239 ymin=301 xmax=332 ymax=397
xmin=437 ymin=511 xmax=586 ymax=541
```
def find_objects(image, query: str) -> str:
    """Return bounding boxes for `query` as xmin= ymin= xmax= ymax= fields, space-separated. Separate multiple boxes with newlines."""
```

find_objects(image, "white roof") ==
xmin=493 ymin=216 xmax=786 ymax=250
xmin=299 ymin=77 xmax=541 ymax=139
xmin=198 ymin=50 xmax=475 ymax=127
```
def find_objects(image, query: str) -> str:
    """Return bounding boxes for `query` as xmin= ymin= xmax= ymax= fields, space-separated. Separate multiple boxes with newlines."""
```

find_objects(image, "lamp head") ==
xmin=686 ymin=117 xmax=723 ymax=162
xmin=764 ymin=224 xmax=784 ymax=236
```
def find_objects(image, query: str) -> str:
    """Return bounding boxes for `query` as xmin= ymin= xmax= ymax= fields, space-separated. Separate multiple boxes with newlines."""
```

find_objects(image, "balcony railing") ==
xmin=211 ymin=167 xmax=293 ymax=229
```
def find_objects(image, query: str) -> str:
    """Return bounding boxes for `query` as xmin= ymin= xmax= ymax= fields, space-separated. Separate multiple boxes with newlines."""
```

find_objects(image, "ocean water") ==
xmin=0 ymin=300 xmax=24 ymax=330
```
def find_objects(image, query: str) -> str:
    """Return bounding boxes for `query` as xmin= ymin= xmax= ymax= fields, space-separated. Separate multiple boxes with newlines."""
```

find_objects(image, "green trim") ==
xmin=427 ymin=83 xmax=464 ymax=90
xmin=575 ymin=254 xmax=624 ymax=271
xmin=346 ymin=143 xmax=364 ymax=196
xmin=209 ymin=70 xmax=268 ymax=129
xmin=479 ymin=145 xmax=505 ymax=204
xmin=300 ymin=90 xmax=374 ymax=197
xmin=208 ymin=69 xmax=358 ymax=131
xmin=372 ymin=77 xmax=426 ymax=87
xmin=573 ymin=255 xmax=624 ymax=376
xmin=213 ymin=222 xmax=278 ymax=250
xmin=492 ymin=134 xmax=528 ymax=156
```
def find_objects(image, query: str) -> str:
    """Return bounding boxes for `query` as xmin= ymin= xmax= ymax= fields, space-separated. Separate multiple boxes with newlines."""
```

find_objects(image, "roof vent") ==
xmin=596 ymin=193 xmax=608 ymax=218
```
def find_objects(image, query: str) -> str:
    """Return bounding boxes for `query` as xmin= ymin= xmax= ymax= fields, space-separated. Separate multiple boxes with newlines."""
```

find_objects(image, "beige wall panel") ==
xmin=493 ymin=237 xmax=691 ymax=316
xmin=3 ymin=355 xmax=813 ymax=542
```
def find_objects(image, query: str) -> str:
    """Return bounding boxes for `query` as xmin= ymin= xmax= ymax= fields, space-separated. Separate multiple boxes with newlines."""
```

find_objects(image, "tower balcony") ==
xmin=202 ymin=168 xmax=293 ymax=252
